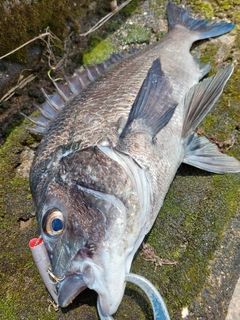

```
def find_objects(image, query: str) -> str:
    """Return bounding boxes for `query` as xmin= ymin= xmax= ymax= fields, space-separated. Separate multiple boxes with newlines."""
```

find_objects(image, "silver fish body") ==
xmin=29 ymin=2 xmax=240 ymax=316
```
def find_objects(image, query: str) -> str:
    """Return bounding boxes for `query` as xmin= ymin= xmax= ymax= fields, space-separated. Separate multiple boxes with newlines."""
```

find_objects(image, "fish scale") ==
xmin=33 ymin=47 xmax=158 ymax=161
xmin=27 ymin=2 xmax=240 ymax=317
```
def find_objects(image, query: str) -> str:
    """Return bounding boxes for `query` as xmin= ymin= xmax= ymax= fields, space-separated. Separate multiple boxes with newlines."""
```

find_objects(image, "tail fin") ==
xmin=167 ymin=2 xmax=235 ymax=40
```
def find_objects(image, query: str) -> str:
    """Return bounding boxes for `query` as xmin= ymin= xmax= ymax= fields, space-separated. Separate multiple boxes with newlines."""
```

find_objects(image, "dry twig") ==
xmin=79 ymin=0 xmax=133 ymax=36
xmin=0 ymin=73 xmax=36 ymax=103
xmin=141 ymin=243 xmax=177 ymax=271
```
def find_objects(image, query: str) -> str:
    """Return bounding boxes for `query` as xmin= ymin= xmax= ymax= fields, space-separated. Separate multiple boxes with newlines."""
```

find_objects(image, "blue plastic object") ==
xmin=97 ymin=273 xmax=170 ymax=320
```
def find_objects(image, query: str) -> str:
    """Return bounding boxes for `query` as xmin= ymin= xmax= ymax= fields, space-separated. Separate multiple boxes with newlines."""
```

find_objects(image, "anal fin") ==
xmin=183 ymin=133 xmax=240 ymax=173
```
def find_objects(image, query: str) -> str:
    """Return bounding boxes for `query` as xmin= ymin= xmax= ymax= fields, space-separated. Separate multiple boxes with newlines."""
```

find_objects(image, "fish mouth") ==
xmin=57 ymin=274 xmax=87 ymax=307
xmin=55 ymin=259 xmax=126 ymax=315
xmin=56 ymin=259 xmax=95 ymax=308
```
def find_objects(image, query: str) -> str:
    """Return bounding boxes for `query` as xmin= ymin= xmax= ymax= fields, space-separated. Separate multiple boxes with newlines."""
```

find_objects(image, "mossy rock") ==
xmin=0 ymin=0 xmax=100 ymax=63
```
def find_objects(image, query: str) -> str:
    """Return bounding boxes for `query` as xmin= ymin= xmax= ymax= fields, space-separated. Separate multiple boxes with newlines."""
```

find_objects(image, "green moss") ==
xmin=124 ymin=24 xmax=152 ymax=45
xmin=200 ymin=66 xmax=240 ymax=149
xmin=106 ymin=20 xmax=123 ymax=32
xmin=122 ymin=0 xmax=141 ymax=16
xmin=0 ymin=126 xmax=33 ymax=216
xmin=0 ymin=291 xmax=60 ymax=320
xmin=215 ymin=0 xmax=230 ymax=11
xmin=0 ymin=124 xmax=58 ymax=319
xmin=88 ymin=35 xmax=103 ymax=49
xmin=155 ymin=31 xmax=167 ymax=40
xmin=0 ymin=297 xmax=17 ymax=320
xmin=82 ymin=39 xmax=116 ymax=65
xmin=0 ymin=126 xmax=26 ymax=170
xmin=199 ymin=43 xmax=219 ymax=69
xmin=190 ymin=1 xmax=214 ymax=19
xmin=25 ymin=133 xmax=38 ymax=146
xmin=148 ymin=0 xmax=166 ymax=16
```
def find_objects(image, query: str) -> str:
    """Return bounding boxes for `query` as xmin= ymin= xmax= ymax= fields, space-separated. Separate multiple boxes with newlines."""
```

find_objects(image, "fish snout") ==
xmin=91 ymin=264 xmax=127 ymax=315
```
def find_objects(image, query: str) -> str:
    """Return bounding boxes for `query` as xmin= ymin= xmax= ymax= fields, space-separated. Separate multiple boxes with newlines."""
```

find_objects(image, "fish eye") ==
xmin=45 ymin=210 xmax=64 ymax=236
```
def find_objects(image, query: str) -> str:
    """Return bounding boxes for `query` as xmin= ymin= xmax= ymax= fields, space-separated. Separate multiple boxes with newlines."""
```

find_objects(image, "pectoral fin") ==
xmin=183 ymin=133 xmax=240 ymax=173
xmin=182 ymin=64 xmax=234 ymax=139
xmin=120 ymin=58 xmax=177 ymax=138
xmin=182 ymin=64 xmax=240 ymax=173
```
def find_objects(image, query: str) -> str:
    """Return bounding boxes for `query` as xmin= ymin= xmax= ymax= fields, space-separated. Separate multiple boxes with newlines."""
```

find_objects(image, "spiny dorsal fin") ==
xmin=120 ymin=58 xmax=177 ymax=139
xmin=182 ymin=64 xmax=234 ymax=139
xmin=22 ymin=53 xmax=125 ymax=135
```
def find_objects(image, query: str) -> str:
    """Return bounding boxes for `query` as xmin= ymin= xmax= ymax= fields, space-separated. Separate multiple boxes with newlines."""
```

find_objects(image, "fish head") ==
xmin=37 ymin=177 xmax=132 ymax=315
xmin=33 ymin=145 xmax=151 ymax=315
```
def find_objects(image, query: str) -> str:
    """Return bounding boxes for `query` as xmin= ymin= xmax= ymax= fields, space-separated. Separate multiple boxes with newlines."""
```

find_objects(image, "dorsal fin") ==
xmin=120 ymin=58 xmax=177 ymax=139
xmin=22 ymin=53 xmax=125 ymax=135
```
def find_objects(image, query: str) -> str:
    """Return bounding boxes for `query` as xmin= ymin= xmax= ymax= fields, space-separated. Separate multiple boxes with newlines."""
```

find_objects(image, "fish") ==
xmin=26 ymin=1 xmax=240 ymax=316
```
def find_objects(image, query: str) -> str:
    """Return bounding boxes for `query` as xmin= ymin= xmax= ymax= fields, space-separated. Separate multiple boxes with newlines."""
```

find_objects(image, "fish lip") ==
xmin=57 ymin=273 xmax=87 ymax=307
